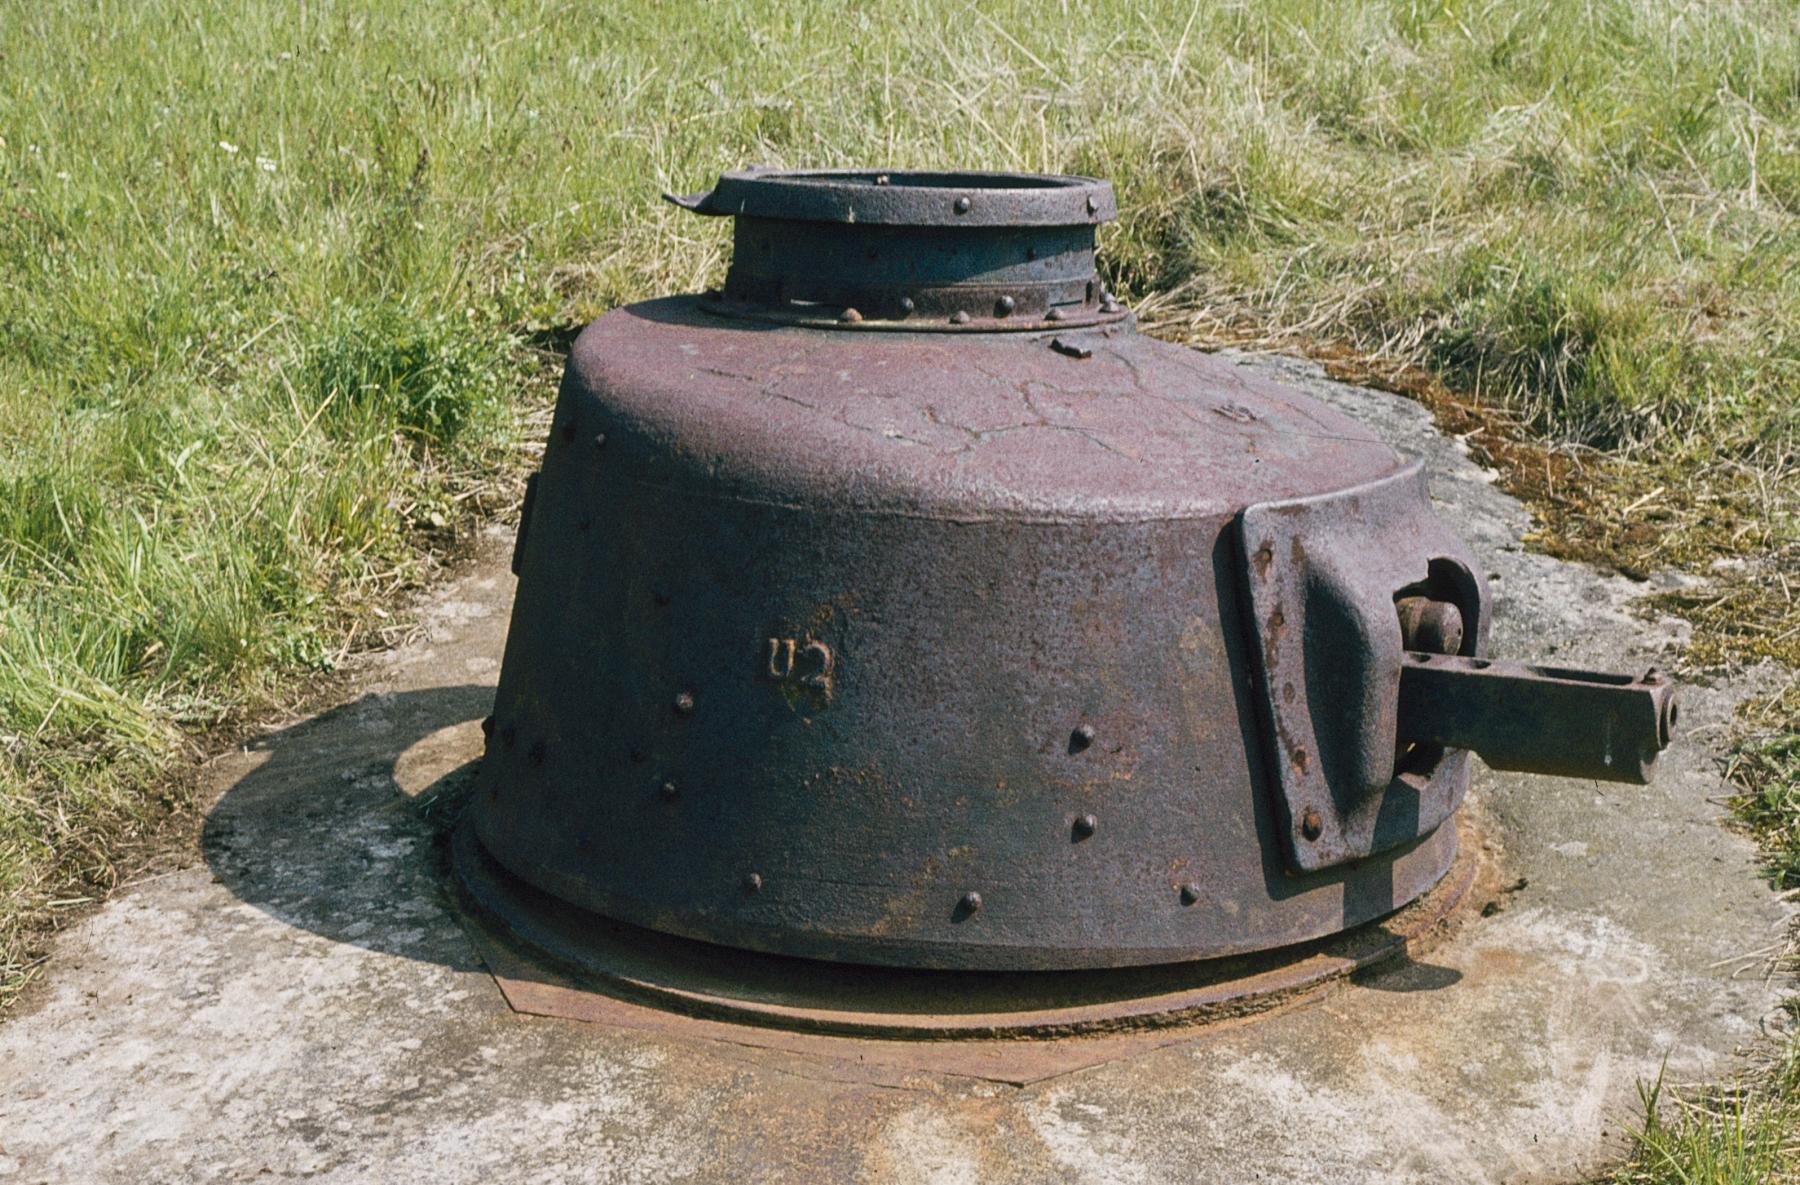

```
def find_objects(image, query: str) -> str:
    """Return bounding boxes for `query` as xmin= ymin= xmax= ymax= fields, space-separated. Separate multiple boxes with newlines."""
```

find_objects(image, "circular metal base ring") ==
xmin=450 ymin=819 xmax=1477 ymax=1041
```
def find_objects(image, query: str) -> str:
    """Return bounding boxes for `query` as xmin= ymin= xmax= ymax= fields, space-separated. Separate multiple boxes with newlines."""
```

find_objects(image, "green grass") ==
xmin=3 ymin=0 xmax=1799 ymax=1175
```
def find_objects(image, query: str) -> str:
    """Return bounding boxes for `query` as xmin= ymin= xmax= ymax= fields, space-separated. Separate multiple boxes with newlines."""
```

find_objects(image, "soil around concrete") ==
xmin=0 ymin=354 xmax=1789 ymax=1185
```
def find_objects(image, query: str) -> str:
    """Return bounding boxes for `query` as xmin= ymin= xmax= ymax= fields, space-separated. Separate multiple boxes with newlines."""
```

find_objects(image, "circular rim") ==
xmin=696 ymin=291 xmax=1133 ymax=333
xmin=450 ymin=817 xmax=1477 ymax=1040
xmin=669 ymin=168 xmax=1118 ymax=227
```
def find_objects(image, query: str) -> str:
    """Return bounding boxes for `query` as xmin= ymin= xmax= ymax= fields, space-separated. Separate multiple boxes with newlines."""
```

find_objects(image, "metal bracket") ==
xmin=1236 ymin=460 xmax=1490 ymax=873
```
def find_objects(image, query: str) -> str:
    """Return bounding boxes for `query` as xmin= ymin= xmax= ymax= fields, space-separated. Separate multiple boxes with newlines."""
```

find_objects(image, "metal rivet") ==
xmin=995 ymin=295 xmax=1016 ymax=317
xmin=743 ymin=871 xmax=763 ymax=893
xmin=1069 ymin=724 xmax=1096 ymax=753
xmin=673 ymin=690 xmax=696 ymax=716
xmin=593 ymin=432 xmax=607 ymax=450
xmin=898 ymin=296 xmax=916 ymax=315
xmin=1086 ymin=195 xmax=1099 ymax=215
xmin=960 ymin=891 xmax=982 ymax=913
xmin=1044 ymin=307 xmax=1065 ymax=322
xmin=1073 ymin=814 xmax=1097 ymax=839
xmin=839 ymin=307 xmax=863 ymax=323
xmin=659 ymin=781 xmax=679 ymax=802
xmin=480 ymin=715 xmax=495 ymax=739
xmin=874 ymin=174 xmax=890 ymax=185
xmin=1180 ymin=883 xmax=1201 ymax=906
xmin=953 ymin=196 xmax=972 ymax=214
xmin=1301 ymin=807 xmax=1323 ymax=841
xmin=527 ymin=739 xmax=546 ymax=767
xmin=949 ymin=310 xmax=971 ymax=325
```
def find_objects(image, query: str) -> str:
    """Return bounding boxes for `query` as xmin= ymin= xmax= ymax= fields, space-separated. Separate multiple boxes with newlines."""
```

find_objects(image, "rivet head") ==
xmin=1069 ymin=724 xmax=1096 ymax=754
xmin=838 ymin=307 xmax=863 ymax=323
xmin=658 ymin=781 xmax=679 ymax=802
xmin=898 ymin=296 xmax=916 ymax=315
xmin=960 ymin=891 xmax=982 ymax=913
xmin=743 ymin=871 xmax=763 ymax=894
xmin=995 ymin=295 xmax=1016 ymax=317
xmin=593 ymin=432 xmax=608 ymax=450
xmin=874 ymin=173 xmax=890 ymax=185
xmin=1301 ymin=807 xmax=1324 ymax=841
xmin=673 ymin=691 xmax=696 ymax=716
xmin=1086 ymin=195 xmax=1099 ymax=214
xmin=1179 ymin=883 xmax=1201 ymax=906
xmin=1073 ymin=814 xmax=1098 ymax=840
xmin=1044 ymin=307 xmax=1066 ymax=322
xmin=949 ymin=310 xmax=971 ymax=325
xmin=953 ymin=196 xmax=972 ymax=214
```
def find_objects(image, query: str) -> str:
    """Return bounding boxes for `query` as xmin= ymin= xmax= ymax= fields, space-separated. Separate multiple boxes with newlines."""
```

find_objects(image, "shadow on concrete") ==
xmin=201 ymin=684 xmax=493 ymax=973
xmin=1350 ymin=959 xmax=1463 ymax=992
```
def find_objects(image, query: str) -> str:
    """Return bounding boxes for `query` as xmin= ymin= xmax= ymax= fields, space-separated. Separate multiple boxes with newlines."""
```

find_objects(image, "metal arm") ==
xmin=1396 ymin=653 xmax=1677 ymax=784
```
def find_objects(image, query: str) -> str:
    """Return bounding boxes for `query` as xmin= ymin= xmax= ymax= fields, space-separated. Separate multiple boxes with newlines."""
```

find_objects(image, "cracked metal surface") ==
xmin=471 ymin=301 xmax=1462 ymax=970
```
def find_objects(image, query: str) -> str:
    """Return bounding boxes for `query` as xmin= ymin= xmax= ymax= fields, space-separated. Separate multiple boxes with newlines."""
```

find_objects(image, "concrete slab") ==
xmin=0 ymin=355 xmax=1789 ymax=1185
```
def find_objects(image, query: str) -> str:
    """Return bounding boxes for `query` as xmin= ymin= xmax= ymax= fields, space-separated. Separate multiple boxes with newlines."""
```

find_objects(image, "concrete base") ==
xmin=0 ymin=356 xmax=1788 ymax=1184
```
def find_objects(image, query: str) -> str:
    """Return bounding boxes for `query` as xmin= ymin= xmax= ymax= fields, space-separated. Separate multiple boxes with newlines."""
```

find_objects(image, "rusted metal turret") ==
xmin=459 ymin=168 xmax=1675 ymax=979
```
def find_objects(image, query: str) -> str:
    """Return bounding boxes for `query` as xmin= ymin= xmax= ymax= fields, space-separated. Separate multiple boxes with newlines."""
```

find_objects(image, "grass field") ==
xmin=3 ymin=1 xmax=1798 ymax=1178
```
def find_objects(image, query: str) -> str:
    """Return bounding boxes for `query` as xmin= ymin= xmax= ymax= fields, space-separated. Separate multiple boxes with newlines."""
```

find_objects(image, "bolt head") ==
xmin=953 ymin=196 xmax=972 ymax=214
xmin=743 ymin=871 xmax=763 ymax=894
xmin=1073 ymin=813 xmax=1098 ymax=839
xmin=898 ymin=296 xmax=916 ymax=315
xmin=1301 ymin=807 xmax=1324 ymax=841
xmin=1069 ymin=723 xmax=1096 ymax=753
xmin=995 ymin=295 xmax=1016 ymax=316
xmin=1179 ymin=883 xmax=1201 ymax=906
xmin=959 ymin=891 xmax=983 ymax=913
xmin=673 ymin=691 xmax=696 ymax=716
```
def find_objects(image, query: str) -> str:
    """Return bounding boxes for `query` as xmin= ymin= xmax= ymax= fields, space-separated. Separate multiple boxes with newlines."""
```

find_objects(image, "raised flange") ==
xmin=666 ymin=168 xmax=1128 ymax=330
xmin=450 ymin=817 xmax=1476 ymax=1042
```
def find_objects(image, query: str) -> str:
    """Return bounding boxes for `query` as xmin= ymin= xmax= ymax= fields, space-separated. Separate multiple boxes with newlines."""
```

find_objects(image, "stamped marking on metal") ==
xmin=765 ymin=637 xmax=834 ymax=697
